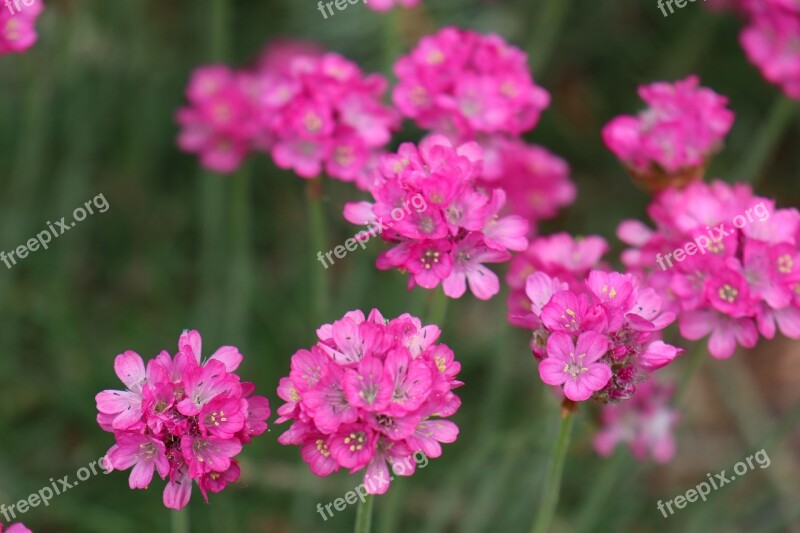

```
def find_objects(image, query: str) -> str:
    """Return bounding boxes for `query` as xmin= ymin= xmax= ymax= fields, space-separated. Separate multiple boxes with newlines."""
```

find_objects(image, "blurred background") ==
xmin=1 ymin=0 xmax=799 ymax=531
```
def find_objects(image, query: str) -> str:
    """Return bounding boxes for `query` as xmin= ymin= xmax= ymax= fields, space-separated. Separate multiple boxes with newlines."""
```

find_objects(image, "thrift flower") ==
xmin=526 ymin=269 xmax=682 ymax=402
xmin=366 ymin=0 xmax=421 ymax=11
xmin=0 ymin=523 xmax=32 ymax=533
xmin=96 ymin=330 xmax=270 ymax=509
xmin=594 ymin=380 xmax=679 ymax=463
xmin=0 ymin=0 xmax=43 ymax=55
xmin=618 ymin=180 xmax=800 ymax=358
xmin=277 ymin=309 xmax=462 ymax=494
xmin=343 ymin=134 xmax=528 ymax=300
xmin=393 ymin=27 xmax=550 ymax=138
xmin=602 ymin=76 xmax=734 ymax=192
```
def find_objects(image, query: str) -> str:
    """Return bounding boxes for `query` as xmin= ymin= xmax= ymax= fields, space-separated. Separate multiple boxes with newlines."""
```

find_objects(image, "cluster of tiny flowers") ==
xmin=177 ymin=42 xmax=399 ymax=188
xmin=0 ymin=523 xmax=31 ymax=533
xmin=617 ymin=179 xmax=800 ymax=359
xmin=96 ymin=331 xmax=271 ymax=510
xmin=602 ymin=76 xmax=734 ymax=191
xmin=593 ymin=380 xmax=679 ymax=463
xmin=276 ymin=309 xmax=461 ymax=494
xmin=507 ymin=233 xmax=608 ymax=330
xmin=344 ymin=134 xmax=529 ymax=300
xmin=393 ymin=27 xmax=550 ymax=138
xmin=528 ymin=269 xmax=682 ymax=402
xmin=0 ymin=0 xmax=43 ymax=56
xmin=740 ymin=0 xmax=800 ymax=100
xmin=367 ymin=0 xmax=421 ymax=11
xmin=478 ymin=136 xmax=576 ymax=233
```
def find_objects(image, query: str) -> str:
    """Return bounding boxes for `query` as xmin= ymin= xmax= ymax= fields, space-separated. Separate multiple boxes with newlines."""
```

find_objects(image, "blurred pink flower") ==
xmin=0 ymin=0 xmax=44 ymax=55
xmin=366 ymin=0 xmax=421 ymax=11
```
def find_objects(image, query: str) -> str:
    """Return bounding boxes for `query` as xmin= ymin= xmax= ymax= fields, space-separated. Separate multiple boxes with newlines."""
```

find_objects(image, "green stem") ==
xmin=531 ymin=403 xmax=575 ymax=533
xmin=426 ymin=289 xmax=449 ymax=326
xmin=674 ymin=343 xmax=706 ymax=405
xmin=307 ymin=178 xmax=330 ymax=323
xmin=527 ymin=0 xmax=571 ymax=73
xmin=736 ymin=96 xmax=797 ymax=184
xmin=171 ymin=509 xmax=189 ymax=533
xmin=355 ymin=494 xmax=375 ymax=533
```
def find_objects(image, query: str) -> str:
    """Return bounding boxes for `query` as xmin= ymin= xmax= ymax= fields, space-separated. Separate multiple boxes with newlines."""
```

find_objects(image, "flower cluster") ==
xmin=478 ymin=136 xmax=576 ymax=233
xmin=618 ymin=179 xmax=800 ymax=359
xmin=593 ymin=380 xmax=679 ymax=463
xmin=366 ymin=0 xmax=421 ymax=11
xmin=177 ymin=42 xmax=399 ymax=188
xmin=0 ymin=523 xmax=31 ymax=533
xmin=393 ymin=27 xmax=550 ymax=138
xmin=96 ymin=331 xmax=270 ymax=510
xmin=276 ymin=309 xmax=462 ymax=494
xmin=0 ymin=0 xmax=43 ymax=56
xmin=529 ymin=269 xmax=682 ymax=402
xmin=602 ymin=76 xmax=734 ymax=192
xmin=740 ymin=0 xmax=800 ymax=100
xmin=507 ymin=233 xmax=608 ymax=329
xmin=344 ymin=134 xmax=529 ymax=300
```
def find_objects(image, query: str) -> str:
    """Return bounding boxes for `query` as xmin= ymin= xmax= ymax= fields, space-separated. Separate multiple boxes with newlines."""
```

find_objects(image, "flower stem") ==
xmin=531 ymin=400 xmax=576 ymax=533
xmin=171 ymin=509 xmax=190 ymax=533
xmin=307 ymin=178 xmax=330 ymax=323
xmin=354 ymin=494 xmax=374 ymax=533
xmin=427 ymin=289 xmax=449 ymax=326
xmin=736 ymin=96 xmax=797 ymax=184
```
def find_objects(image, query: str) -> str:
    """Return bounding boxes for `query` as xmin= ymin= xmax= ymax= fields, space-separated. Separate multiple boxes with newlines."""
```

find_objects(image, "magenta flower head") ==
xmin=507 ymin=233 xmax=608 ymax=329
xmin=0 ymin=523 xmax=32 ymax=533
xmin=344 ymin=134 xmax=529 ymax=300
xmin=526 ymin=269 xmax=682 ymax=403
xmin=593 ymin=380 xmax=679 ymax=463
xmin=602 ymin=76 xmax=734 ymax=193
xmin=618 ymin=179 xmax=800 ymax=359
xmin=0 ymin=0 xmax=44 ymax=56
xmin=95 ymin=330 xmax=271 ymax=510
xmin=277 ymin=309 xmax=462 ymax=494
xmin=740 ymin=0 xmax=800 ymax=99
xmin=393 ymin=27 xmax=550 ymax=138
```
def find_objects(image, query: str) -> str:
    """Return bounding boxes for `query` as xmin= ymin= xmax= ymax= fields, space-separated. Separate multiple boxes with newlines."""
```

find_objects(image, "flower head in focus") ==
xmin=343 ymin=134 xmax=529 ymax=300
xmin=618 ymin=179 xmax=800 ymax=359
xmin=95 ymin=330 xmax=270 ymax=510
xmin=602 ymin=76 xmax=734 ymax=193
xmin=277 ymin=309 xmax=461 ymax=494
xmin=594 ymin=380 xmax=679 ymax=463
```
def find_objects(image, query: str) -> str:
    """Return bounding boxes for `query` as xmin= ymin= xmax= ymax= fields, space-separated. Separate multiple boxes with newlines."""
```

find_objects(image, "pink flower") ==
xmin=740 ymin=0 xmax=800 ymax=99
xmin=539 ymin=332 xmax=612 ymax=402
xmin=0 ymin=523 xmax=32 ymax=533
xmin=344 ymin=134 xmax=527 ymax=300
xmin=393 ymin=27 xmax=550 ymax=137
xmin=618 ymin=180 xmax=800 ymax=358
xmin=602 ymin=76 xmax=734 ymax=191
xmin=96 ymin=330 xmax=270 ymax=509
xmin=277 ymin=309 xmax=462 ymax=493
xmin=594 ymin=381 xmax=679 ymax=463
xmin=0 ymin=0 xmax=44 ymax=56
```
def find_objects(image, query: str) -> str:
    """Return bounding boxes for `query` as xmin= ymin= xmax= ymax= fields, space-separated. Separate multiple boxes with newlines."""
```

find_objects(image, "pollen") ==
xmin=718 ymin=284 xmax=738 ymax=303
xmin=778 ymin=254 xmax=793 ymax=274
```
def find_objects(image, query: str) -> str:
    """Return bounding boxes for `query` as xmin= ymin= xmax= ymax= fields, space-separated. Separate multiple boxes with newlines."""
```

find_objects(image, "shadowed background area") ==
xmin=1 ymin=0 xmax=799 ymax=531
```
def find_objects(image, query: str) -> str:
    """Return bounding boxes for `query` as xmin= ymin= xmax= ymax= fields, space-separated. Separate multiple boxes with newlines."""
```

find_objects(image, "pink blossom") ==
xmin=0 ymin=523 xmax=32 ymax=533
xmin=366 ymin=0 xmax=421 ymax=11
xmin=277 ymin=309 xmax=462 ymax=493
xmin=539 ymin=332 xmax=612 ymax=402
xmin=96 ymin=330 xmax=270 ymax=509
xmin=618 ymin=180 xmax=800 ymax=358
xmin=344 ymin=134 xmax=527 ymax=300
xmin=0 ymin=0 xmax=43 ymax=56
xmin=393 ymin=27 xmax=550 ymax=137
xmin=602 ymin=76 xmax=734 ymax=191
xmin=594 ymin=381 xmax=679 ymax=463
